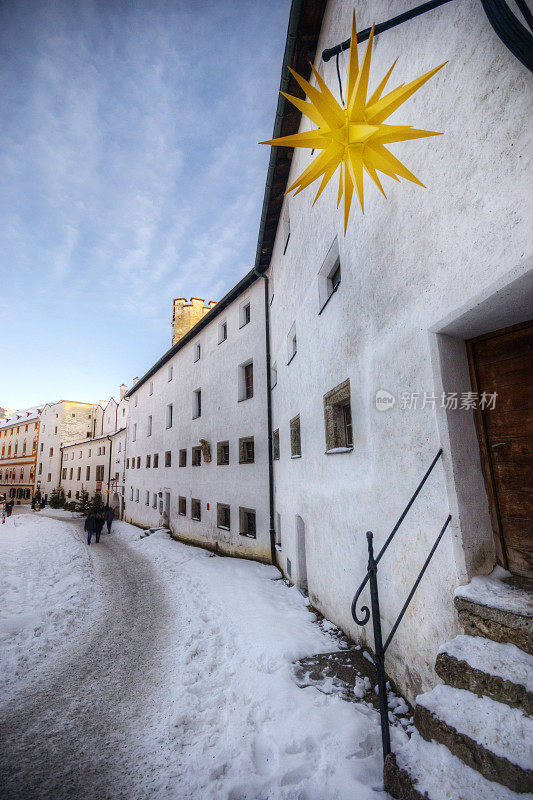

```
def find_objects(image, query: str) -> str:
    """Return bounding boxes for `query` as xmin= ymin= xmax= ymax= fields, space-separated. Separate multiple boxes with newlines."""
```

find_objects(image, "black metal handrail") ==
xmin=351 ymin=449 xmax=452 ymax=762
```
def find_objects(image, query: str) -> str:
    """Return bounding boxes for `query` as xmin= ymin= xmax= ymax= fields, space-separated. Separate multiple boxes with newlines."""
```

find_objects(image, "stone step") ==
xmin=414 ymin=684 xmax=533 ymax=793
xmin=436 ymin=635 xmax=533 ymax=715
xmin=454 ymin=567 xmax=533 ymax=654
xmin=384 ymin=731 xmax=532 ymax=800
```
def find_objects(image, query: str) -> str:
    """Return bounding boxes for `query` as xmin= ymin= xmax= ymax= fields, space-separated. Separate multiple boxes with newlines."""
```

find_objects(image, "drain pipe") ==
xmin=255 ymin=268 xmax=277 ymax=565
xmin=106 ymin=435 xmax=113 ymax=509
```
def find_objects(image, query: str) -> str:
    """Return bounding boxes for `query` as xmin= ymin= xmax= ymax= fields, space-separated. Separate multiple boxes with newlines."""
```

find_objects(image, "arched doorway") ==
xmin=296 ymin=515 xmax=308 ymax=591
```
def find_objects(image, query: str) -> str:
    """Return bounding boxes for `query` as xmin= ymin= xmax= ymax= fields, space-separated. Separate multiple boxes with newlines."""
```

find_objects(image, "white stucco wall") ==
xmin=61 ymin=427 xmax=126 ymax=510
xmin=123 ymin=277 xmax=271 ymax=562
xmin=36 ymin=401 xmax=96 ymax=498
xmin=267 ymin=0 xmax=532 ymax=701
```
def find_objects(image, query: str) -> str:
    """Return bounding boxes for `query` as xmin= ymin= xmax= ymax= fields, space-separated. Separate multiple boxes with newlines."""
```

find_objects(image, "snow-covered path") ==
xmin=0 ymin=511 xmax=392 ymax=800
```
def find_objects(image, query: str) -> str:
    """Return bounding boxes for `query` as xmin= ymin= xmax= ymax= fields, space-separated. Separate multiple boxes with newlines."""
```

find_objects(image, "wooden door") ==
xmin=468 ymin=321 xmax=533 ymax=578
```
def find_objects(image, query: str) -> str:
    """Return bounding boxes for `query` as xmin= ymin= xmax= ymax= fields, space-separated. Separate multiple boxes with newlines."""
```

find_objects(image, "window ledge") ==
xmin=217 ymin=525 xmax=230 ymax=531
xmin=325 ymin=446 xmax=354 ymax=455
xmin=237 ymin=396 xmax=253 ymax=403
xmin=291 ymin=454 xmax=302 ymax=459
xmin=287 ymin=351 xmax=297 ymax=366
xmin=239 ymin=532 xmax=256 ymax=538
xmin=192 ymin=516 xmax=201 ymax=521
xmin=239 ymin=321 xmax=250 ymax=330
xmin=275 ymin=544 xmax=282 ymax=552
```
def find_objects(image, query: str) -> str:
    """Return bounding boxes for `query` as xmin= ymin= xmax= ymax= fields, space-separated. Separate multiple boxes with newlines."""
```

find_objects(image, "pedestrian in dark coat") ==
xmin=95 ymin=511 xmax=105 ymax=543
xmin=103 ymin=505 xmax=114 ymax=534
xmin=85 ymin=513 xmax=97 ymax=545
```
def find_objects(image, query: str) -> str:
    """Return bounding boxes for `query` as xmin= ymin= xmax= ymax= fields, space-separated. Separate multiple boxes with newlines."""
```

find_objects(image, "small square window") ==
xmin=272 ymin=429 xmax=280 ymax=460
xmin=218 ymin=321 xmax=227 ymax=344
xmin=290 ymin=415 xmax=301 ymax=457
xmin=192 ymin=446 xmax=202 ymax=466
xmin=191 ymin=498 xmax=201 ymax=520
xmin=239 ymin=436 xmax=254 ymax=464
xmin=217 ymin=503 xmax=230 ymax=530
xmin=153 ymin=453 xmax=159 ymax=468
xmin=217 ymin=441 xmax=229 ymax=465
xmin=239 ymin=507 xmax=256 ymax=538
xmin=179 ymin=496 xmax=186 ymax=516
xmin=179 ymin=449 xmax=187 ymax=467
xmin=165 ymin=451 xmax=172 ymax=467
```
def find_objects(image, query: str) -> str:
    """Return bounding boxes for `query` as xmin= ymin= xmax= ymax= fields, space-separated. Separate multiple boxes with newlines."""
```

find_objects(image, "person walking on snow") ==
xmin=103 ymin=505 xmax=114 ymax=534
xmin=85 ymin=512 xmax=97 ymax=545
xmin=95 ymin=510 xmax=105 ymax=543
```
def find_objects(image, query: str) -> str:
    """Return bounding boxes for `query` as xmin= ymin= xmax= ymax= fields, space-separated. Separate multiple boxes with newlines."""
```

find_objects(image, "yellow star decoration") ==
xmin=261 ymin=13 xmax=446 ymax=232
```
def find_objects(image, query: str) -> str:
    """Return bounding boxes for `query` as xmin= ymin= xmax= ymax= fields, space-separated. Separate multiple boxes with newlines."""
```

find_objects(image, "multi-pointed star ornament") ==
xmin=261 ymin=13 xmax=446 ymax=231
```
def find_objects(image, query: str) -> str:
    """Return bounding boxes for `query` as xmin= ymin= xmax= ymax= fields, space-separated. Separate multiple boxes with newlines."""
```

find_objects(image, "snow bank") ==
xmin=0 ymin=510 xmax=94 ymax=701
xmin=111 ymin=521 xmax=400 ymax=799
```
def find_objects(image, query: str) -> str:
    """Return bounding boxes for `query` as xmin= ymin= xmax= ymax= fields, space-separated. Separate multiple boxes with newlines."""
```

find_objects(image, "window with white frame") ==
xmin=318 ymin=238 xmax=341 ymax=312
xmin=132 ymin=423 xmax=137 ymax=442
xmin=166 ymin=404 xmax=173 ymax=429
xmin=239 ymin=299 xmax=251 ymax=328
xmin=238 ymin=360 xmax=254 ymax=401
xmin=218 ymin=320 xmax=227 ymax=344
xmin=194 ymin=342 xmax=201 ymax=362
xmin=193 ymin=389 xmax=201 ymax=419
xmin=168 ymin=364 xmax=173 ymax=381
xmin=149 ymin=381 xmax=153 ymax=395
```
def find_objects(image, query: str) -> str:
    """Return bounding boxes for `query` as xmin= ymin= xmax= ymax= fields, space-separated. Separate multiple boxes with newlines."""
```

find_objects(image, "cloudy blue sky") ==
xmin=0 ymin=0 xmax=289 ymax=409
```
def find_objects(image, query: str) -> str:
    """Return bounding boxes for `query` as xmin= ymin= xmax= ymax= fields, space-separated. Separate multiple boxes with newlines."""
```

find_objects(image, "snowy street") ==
xmin=0 ymin=509 xmax=390 ymax=800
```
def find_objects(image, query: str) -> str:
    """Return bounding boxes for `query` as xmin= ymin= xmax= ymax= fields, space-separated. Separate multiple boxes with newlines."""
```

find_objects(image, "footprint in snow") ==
xmin=252 ymin=733 xmax=278 ymax=776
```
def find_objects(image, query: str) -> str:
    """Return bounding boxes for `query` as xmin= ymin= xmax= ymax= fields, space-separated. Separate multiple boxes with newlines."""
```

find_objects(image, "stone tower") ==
xmin=172 ymin=297 xmax=217 ymax=345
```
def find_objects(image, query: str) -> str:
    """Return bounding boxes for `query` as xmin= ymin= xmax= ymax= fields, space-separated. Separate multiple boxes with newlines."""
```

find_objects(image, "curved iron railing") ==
xmin=351 ymin=448 xmax=452 ymax=761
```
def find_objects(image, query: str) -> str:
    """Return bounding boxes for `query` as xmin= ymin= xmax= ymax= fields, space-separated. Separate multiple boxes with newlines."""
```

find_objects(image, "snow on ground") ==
xmin=0 ymin=510 xmax=399 ymax=799
xmin=113 ymin=520 xmax=398 ymax=799
xmin=0 ymin=508 xmax=96 ymax=702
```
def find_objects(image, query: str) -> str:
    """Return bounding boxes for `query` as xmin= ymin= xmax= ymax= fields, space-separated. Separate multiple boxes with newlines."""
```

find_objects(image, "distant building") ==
xmin=124 ymin=279 xmax=272 ymax=562
xmin=59 ymin=388 xmax=129 ymax=514
xmin=0 ymin=408 xmax=42 ymax=503
xmin=36 ymin=401 xmax=97 ymax=499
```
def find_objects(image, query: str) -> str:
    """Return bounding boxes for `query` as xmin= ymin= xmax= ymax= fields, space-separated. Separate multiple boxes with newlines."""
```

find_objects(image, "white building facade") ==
xmin=36 ymin=401 xmax=96 ymax=500
xmin=258 ymin=0 xmax=532 ymax=704
xmin=123 ymin=272 xmax=272 ymax=563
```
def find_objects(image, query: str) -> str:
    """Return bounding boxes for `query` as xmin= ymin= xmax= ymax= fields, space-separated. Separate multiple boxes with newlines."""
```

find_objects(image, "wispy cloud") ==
xmin=0 ymin=0 xmax=288 ymax=407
